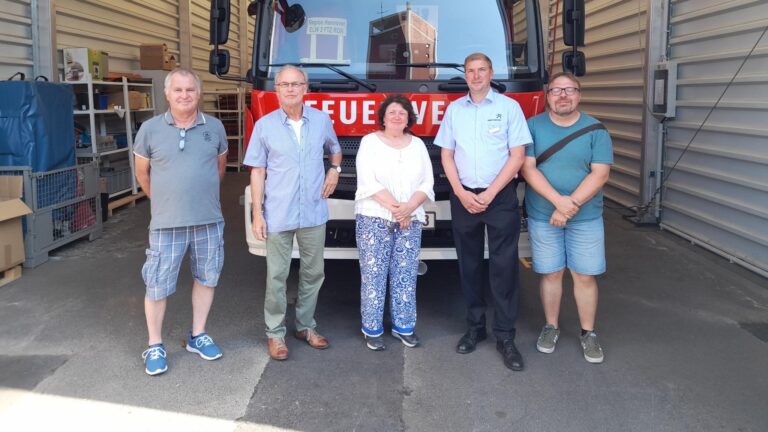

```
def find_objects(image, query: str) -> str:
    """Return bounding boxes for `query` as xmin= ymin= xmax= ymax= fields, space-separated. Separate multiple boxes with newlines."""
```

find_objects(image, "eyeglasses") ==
xmin=276 ymin=82 xmax=306 ymax=89
xmin=547 ymin=87 xmax=580 ymax=96
xmin=179 ymin=129 xmax=185 ymax=151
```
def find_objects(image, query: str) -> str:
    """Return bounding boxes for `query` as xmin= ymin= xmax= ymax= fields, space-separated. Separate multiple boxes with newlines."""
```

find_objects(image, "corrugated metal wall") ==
xmin=1 ymin=0 xmax=35 ymax=79
xmin=51 ymin=0 xmax=254 ymax=109
xmin=660 ymin=0 xmax=768 ymax=276
xmin=56 ymin=0 xmax=180 ymax=77
xmin=547 ymin=0 xmax=648 ymax=209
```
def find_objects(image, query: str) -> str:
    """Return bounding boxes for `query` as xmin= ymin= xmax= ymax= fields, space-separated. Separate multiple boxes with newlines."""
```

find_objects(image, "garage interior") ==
xmin=1 ymin=0 xmax=766 ymax=431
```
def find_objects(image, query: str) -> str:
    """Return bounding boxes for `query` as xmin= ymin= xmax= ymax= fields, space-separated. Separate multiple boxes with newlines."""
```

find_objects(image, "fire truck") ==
xmin=208 ymin=0 xmax=585 ymax=263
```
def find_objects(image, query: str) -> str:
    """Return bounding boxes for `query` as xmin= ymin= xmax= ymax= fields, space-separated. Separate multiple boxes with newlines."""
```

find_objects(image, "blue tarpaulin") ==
xmin=0 ymin=81 xmax=76 ymax=172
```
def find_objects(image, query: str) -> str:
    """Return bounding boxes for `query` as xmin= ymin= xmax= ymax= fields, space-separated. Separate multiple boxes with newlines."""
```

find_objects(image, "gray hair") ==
xmin=164 ymin=68 xmax=202 ymax=94
xmin=275 ymin=64 xmax=309 ymax=84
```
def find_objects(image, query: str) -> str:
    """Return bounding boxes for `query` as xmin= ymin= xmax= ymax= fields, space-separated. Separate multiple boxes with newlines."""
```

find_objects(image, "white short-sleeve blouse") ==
xmin=354 ymin=132 xmax=435 ymax=223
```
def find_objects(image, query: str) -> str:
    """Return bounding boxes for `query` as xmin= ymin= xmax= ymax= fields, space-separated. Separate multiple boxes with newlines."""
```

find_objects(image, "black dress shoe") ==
xmin=456 ymin=328 xmax=487 ymax=354
xmin=496 ymin=339 xmax=524 ymax=371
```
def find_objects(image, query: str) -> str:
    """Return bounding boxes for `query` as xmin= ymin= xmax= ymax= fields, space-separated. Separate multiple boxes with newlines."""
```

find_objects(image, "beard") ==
xmin=550 ymin=102 xmax=576 ymax=117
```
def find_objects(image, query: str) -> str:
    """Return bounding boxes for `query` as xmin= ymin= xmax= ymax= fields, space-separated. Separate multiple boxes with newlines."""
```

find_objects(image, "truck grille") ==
xmin=331 ymin=136 xmax=450 ymax=200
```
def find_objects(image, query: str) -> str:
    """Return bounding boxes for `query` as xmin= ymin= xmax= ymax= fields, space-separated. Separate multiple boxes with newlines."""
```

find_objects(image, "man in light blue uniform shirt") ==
xmin=243 ymin=65 xmax=342 ymax=361
xmin=435 ymin=52 xmax=532 ymax=371
xmin=521 ymin=72 xmax=613 ymax=364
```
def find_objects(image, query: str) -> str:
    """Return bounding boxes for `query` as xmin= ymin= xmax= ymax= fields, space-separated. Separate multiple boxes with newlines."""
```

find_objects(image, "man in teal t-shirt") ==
xmin=521 ymin=72 xmax=613 ymax=364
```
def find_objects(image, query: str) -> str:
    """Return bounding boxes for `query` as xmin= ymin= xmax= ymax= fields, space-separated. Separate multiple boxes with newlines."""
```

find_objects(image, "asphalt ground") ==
xmin=1 ymin=172 xmax=767 ymax=432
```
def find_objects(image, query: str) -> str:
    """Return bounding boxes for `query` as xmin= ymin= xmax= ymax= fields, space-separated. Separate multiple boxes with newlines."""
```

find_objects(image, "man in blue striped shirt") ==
xmin=244 ymin=65 xmax=342 ymax=361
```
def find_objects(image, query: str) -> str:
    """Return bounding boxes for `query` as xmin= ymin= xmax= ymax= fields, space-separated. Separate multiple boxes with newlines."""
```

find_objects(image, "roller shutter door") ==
xmin=660 ymin=0 xmax=768 ymax=276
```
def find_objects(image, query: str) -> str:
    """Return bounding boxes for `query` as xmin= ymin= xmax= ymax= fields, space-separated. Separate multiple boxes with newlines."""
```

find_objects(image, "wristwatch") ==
xmin=330 ymin=164 xmax=342 ymax=173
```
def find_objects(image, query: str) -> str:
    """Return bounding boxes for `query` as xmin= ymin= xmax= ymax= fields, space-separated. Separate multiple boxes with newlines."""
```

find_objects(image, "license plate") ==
xmin=423 ymin=211 xmax=436 ymax=230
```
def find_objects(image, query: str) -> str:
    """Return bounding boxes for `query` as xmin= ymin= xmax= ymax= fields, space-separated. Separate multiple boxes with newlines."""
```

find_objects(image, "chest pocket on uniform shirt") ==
xmin=486 ymin=118 xmax=508 ymax=147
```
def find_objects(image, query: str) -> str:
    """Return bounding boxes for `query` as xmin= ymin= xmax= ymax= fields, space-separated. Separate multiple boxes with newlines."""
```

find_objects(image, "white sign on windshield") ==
xmin=302 ymin=17 xmax=350 ymax=64
xmin=306 ymin=17 xmax=347 ymax=36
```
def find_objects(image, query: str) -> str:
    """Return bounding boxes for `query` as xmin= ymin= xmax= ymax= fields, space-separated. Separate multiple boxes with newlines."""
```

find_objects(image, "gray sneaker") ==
xmin=580 ymin=331 xmax=604 ymax=364
xmin=536 ymin=324 xmax=560 ymax=354
xmin=392 ymin=331 xmax=420 ymax=348
xmin=365 ymin=335 xmax=386 ymax=351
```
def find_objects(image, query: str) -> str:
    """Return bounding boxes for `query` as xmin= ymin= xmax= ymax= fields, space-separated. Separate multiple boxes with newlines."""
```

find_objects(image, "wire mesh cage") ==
xmin=100 ymin=166 xmax=133 ymax=195
xmin=0 ymin=163 xmax=102 ymax=267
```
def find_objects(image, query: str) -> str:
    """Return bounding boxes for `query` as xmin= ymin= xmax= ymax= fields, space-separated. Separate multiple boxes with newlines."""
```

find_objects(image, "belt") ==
xmin=462 ymin=185 xmax=487 ymax=194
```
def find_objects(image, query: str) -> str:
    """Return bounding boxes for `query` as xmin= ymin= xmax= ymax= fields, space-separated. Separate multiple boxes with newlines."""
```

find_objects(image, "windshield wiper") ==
xmin=390 ymin=62 xmax=465 ymax=73
xmin=268 ymin=63 xmax=376 ymax=92
xmin=394 ymin=62 xmax=507 ymax=93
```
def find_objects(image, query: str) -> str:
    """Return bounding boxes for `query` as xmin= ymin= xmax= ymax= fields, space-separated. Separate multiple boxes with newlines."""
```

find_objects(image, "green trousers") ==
xmin=264 ymin=224 xmax=325 ymax=338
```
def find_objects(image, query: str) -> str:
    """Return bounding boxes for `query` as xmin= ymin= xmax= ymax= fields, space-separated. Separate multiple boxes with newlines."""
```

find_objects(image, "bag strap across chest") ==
xmin=536 ymin=123 xmax=607 ymax=167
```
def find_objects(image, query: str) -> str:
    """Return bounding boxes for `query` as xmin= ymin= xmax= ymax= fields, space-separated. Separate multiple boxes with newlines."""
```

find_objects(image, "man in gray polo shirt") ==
xmin=133 ymin=68 xmax=228 ymax=376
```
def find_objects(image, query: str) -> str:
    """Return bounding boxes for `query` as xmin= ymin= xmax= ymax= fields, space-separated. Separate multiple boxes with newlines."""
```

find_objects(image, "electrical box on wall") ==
xmin=652 ymin=60 xmax=677 ymax=120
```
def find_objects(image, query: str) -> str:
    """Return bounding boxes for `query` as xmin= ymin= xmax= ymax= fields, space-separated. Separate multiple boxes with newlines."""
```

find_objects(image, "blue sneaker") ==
xmin=142 ymin=344 xmax=168 ymax=376
xmin=185 ymin=332 xmax=223 ymax=360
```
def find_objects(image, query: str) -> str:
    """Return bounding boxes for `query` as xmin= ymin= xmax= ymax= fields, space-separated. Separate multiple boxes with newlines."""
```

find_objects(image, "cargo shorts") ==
xmin=142 ymin=221 xmax=225 ymax=300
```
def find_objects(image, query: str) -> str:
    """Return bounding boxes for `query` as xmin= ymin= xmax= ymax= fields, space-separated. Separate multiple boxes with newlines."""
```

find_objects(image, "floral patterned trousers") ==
xmin=356 ymin=215 xmax=422 ymax=336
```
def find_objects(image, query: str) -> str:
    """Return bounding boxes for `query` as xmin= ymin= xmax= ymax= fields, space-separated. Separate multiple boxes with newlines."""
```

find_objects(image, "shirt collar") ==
xmin=278 ymin=106 xmax=309 ymax=125
xmin=164 ymin=110 xmax=206 ymax=127
xmin=464 ymin=89 xmax=497 ymax=106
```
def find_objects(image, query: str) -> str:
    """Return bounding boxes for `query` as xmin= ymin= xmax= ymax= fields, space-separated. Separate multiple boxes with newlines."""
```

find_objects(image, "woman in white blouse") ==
xmin=355 ymin=95 xmax=435 ymax=351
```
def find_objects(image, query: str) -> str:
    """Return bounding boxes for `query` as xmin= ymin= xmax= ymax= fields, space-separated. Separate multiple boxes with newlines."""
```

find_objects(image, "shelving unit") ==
xmin=71 ymin=75 xmax=156 ymax=202
xmin=203 ymin=88 xmax=246 ymax=170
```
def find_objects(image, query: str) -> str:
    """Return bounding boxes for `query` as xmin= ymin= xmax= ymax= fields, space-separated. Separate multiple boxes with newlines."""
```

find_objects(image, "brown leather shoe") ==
xmin=294 ymin=328 xmax=329 ymax=349
xmin=267 ymin=337 xmax=288 ymax=360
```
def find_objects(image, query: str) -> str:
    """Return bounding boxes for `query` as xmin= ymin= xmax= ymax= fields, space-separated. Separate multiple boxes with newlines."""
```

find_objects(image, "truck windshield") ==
xmin=260 ymin=0 xmax=539 ymax=81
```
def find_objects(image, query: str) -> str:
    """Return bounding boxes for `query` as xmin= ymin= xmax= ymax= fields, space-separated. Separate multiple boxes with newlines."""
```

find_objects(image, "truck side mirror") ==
xmin=209 ymin=0 xmax=231 ymax=45
xmin=247 ymin=0 xmax=260 ymax=17
xmin=276 ymin=0 xmax=305 ymax=33
xmin=209 ymin=49 xmax=230 ymax=75
xmin=563 ymin=0 xmax=585 ymax=47
xmin=562 ymin=51 xmax=586 ymax=77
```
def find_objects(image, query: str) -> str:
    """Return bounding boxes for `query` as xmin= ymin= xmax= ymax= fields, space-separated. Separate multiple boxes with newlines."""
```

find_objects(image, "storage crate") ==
xmin=221 ymin=118 xmax=240 ymax=136
xmin=100 ymin=166 xmax=132 ymax=195
xmin=227 ymin=138 xmax=240 ymax=164
xmin=0 ymin=163 xmax=102 ymax=267
xmin=217 ymin=94 xmax=239 ymax=111
xmin=77 ymin=134 xmax=117 ymax=153
xmin=114 ymin=134 xmax=129 ymax=148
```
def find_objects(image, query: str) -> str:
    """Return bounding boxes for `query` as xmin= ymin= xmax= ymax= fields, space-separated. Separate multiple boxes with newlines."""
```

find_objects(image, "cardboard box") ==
xmin=0 ymin=177 xmax=33 ymax=271
xmin=64 ymin=48 xmax=105 ymax=82
xmin=106 ymin=90 xmax=147 ymax=110
xmin=140 ymin=44 xmax=177 ymax=71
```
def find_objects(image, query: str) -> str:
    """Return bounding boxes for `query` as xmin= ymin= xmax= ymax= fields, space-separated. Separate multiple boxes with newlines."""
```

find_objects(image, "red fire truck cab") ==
xmin=208 ymin=0 xmax=586 ymax=261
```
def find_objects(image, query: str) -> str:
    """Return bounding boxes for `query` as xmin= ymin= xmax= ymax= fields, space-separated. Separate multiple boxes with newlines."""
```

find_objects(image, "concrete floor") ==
xmin=1 ymin=172 xmax=766 ymax=432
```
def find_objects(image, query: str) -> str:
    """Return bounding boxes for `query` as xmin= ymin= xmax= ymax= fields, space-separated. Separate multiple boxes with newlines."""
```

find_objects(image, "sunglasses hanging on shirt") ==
xmin=179 ymin=129 xmax=186 ymax=151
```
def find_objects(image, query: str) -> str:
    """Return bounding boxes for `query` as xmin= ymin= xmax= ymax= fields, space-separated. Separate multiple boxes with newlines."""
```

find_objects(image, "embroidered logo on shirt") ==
xmin=487 ymin=115 xmax=503 ymax=134
xmin=204 ymin=131 xmax=212 ymax=142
